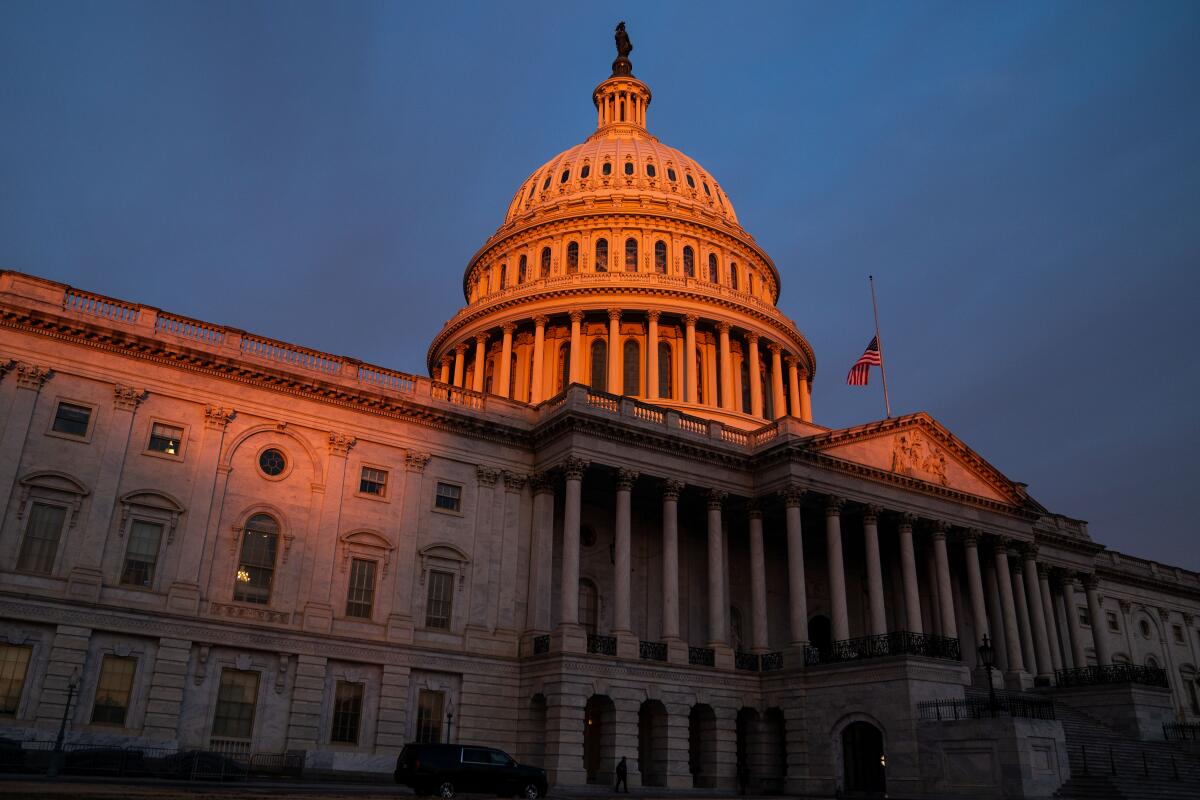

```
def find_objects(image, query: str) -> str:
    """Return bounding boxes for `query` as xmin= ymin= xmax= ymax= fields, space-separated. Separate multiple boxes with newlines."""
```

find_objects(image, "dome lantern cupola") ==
xmin=592 ymin=21 xmax=652 ymax=138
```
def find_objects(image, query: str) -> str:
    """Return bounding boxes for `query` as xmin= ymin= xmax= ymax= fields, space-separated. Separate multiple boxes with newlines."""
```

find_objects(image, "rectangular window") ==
xmin=52 ymin=401 xmax=91 ymax=437
xmin=359 ymin=467 xmax=388 ymax=497
xmin=147 ymin=422 xmax=183 ymax=455
xmin=1106 ymin=611 xmax=1120 ymax=632
xmin=1174 ymin=625 xmax=1185 ymax=644
xmin=1078 ymin=608 xmax=1091 ymax=627
xmin=330 ymin=681 xmax=364 ymax=744
xmin=211 ymin=669 xmax=259 ymax=740
xmin=345 ymin=559 xmax=377 ymax=619
xmin=434 ymin=482 xmax=462 ymax=512
xmin=425 ymin=570 xmax=453 ymax=629
xmin=91 ymin=655 xmax=137 ymax=726
xmin=120 ymin=520 xmax=164 ymax=588
xmin=16 ymin=502 xmax=67 ymax=574
xmin=0 ymin=645 xmax=32 ymax=716
xmin=233 ymin=529 xmax=277 ymax=605
xmin=414 ymin=689 xmax=445 ymax=744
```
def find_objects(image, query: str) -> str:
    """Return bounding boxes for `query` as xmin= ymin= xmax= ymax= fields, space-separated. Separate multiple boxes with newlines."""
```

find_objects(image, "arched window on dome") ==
xmin=527 ymin=181 xmax=536 ymax=200
xmin=499 ymin=264 xmax=507 ymax=290
xmin=594 ymin=239 xmax=608 ymax=272
xmin=686 ymin=173 xmax=696 ymax=189
xmin=567 ymin=242 xmax=579 ymax=274
xmin=580 ymin=164 xmax=590 ymax=179
xmin=557 ymin=343 xmax=571 ymax=392
xmin=708 ymin=253 xmax=719 ymax=283
xmin=683 ymin=246 xmax=695 ymax=278
xmin=560 ymin=168 xmax=570 ymax=184
xmin=540 ymin=247 xmax=551 ymax=278
xmin=624 ymin=161 xmax=634 ymax=176
xmin=483 ymin=272 xmax=491 ymax=295
xmin=590 ymin=339 xmax=607 ymax=393
xmin=623 ymin=339 xmax=640 ymax=396
xmin=748 ymin=271 xmax=754 ymax=296
xmin=729 ymin=262 xmax=738 ymax=291
xmin=654 ymin=241 xmax=667 ymax=274
xmin=702 ymin=181 xmax=712 ymax=197
xmin=625 ymin=238 xmax=638 ymax=271
xmin=542 ymin=175 xmax=552 ymax=191
xmin=667 ymin=167 xmax=677 ymax=182
xmin=602 ymin=162 xmax=612 ymax=176
xmin=658 ymin=342 xmax=673 ymax=399
xmin=646 ymin=163 xmax=656 ymax=178
xmin=518 ymin=255 xmax=527 ymax=284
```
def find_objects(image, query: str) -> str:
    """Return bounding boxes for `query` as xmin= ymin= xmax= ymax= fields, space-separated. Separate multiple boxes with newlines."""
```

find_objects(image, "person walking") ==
xmin=614 ymin=755 xmax=629 ymax=793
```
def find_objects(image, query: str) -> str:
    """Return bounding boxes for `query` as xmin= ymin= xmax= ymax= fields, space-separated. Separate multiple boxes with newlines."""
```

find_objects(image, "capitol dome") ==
xmin=428 ymin=41 xmax=815 ymax=431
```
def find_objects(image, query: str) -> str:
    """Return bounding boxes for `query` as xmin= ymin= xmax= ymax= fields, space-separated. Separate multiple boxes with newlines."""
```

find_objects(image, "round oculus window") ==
xmin=259 ymin=448 xmax=286 ymax=477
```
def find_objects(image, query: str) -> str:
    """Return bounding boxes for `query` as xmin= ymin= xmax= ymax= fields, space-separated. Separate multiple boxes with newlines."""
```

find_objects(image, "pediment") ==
xmin=804 ymin=413 xmax=1037 ymax=508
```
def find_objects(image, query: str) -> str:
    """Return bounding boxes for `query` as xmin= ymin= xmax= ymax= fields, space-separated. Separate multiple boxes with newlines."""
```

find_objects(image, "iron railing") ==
xmin=761 ymin=651 xmax=784 ymax=671
xmin=805 ymin=631 xmax=961 ymax=666
xmin=689 ymin=646 xmax=715 ymax=667
xmin=1055 ymin=664 xmax=1169 ymax=689
xmin=735 ymin=651 xmax=760 ymax=671
xmin=639 ymin=640 xmax=667 ymax=661
xmin=587 ymin=634 xmax=617 ymax=656
xmin=1163 ymin=721 xmax=1200 ymax=741
xmin=0 ymin=741 xmax=303 ymax=780
xmin=532 ymin=634 xmax=550 ymax=655
xmin=918 ymin=695 xmax=1056 ymax=721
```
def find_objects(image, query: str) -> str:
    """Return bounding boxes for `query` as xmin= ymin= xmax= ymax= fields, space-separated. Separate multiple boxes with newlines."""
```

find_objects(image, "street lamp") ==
xmin=48 ymin=667 xmax=81 ymax=777
xmin=977 ymin=635 xmax=997 ymax=717
xmin=445 ymin=701 xmax=455 ymax=744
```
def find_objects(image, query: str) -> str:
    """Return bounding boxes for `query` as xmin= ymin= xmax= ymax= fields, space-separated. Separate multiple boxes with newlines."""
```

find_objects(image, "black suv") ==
xmin=394 ymin=743 xmax=547 ymax=800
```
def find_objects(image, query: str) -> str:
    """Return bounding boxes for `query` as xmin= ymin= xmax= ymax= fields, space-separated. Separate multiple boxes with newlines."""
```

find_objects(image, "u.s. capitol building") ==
xmin=0 ymin=29 xmax=1197 ymax=800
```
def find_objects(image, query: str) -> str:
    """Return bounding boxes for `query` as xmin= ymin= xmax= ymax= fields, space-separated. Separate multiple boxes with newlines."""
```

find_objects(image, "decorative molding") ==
xmin=112 ymin=384 xmax=146 ymax=411
xmin=328 ymin=432 xmax=357 ymax=456
xmin=476 ymin=465 xmax=501 ymax=487
xmin=15 ymin=362 xmax=51 ymax=390
xmin=862 ymin=504 xmax=883 ymax=524
xmin=203 ymin=405 xmax=235 ymax=431
xmin=825 ymin=496 xmax=845 ymax=516
xmin=275 ymin=653 xmax=289 ymax=693
xmin=661 ymin=478 xmax=684 ymax=501
xmin=746 ymin=500 xmax=762 ymax=520
xmin=615 ymin=468 xmax=638 ymax=492
xmin=890 ymin=431 xmax=949 ymax=487
xmin=210 ymin=602 xmax=291 ymax=626
xmin=405 ymin=451 xmax=432 ymax=473
xmin=781 ymin=485 xmax=806 ymax=508
xmin=528 ymin=471 xmax=553 ymax=494
xmin=502 ymin=470 xmax=527 ymax=493
xmin=562 ymin=456 xmax=589 ymax=481
xmin=705 ymin=488 xmax=727 ymax=509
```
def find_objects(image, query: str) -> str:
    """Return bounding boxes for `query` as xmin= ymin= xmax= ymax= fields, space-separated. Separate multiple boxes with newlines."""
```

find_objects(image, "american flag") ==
xmin=846 ymin=336 xmax=882 ymax=386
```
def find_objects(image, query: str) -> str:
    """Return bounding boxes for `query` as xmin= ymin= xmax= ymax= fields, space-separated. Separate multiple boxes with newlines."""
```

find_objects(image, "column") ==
xmin=925 ymin=547 xmax=942 ymax=637
xmin=931 ymin=523 xmax=957 ymax=638
xmin=983 ymin=558 xmax=1010 ymax=671
xmin=785 ymin=356 xmax=801 ymax=418
xmin=862 ymin=506 xmax=886 ymax=637
xmin=898 ymin=513 xmax=922 ymax=634
xmin=524 ymin=473 xmax=554 ymax=633
xmin=559 ymin=457 xmax=587 ymax=639
xmin=497 ymin=322 xmax=515 ymax=397
xmin=747 ymin=334 xmax=763 ymax=418
xmin=684 ymin=314 xmax=698 ymax=403
xmin=768 ymin=344 xmax=786 ymax=419
xmin=1083 ymin=573 xmax=1112 ymax=666
xmin=472 ymin=333 xmax=488 ymax=392
xmin=1038 ymin=564 xmax=1064 ymax=672
xmin=1120 ymin=601 xmax=1135 ymax=664
xmin=1062 ymin=574 xmax=1087 ymax=668
xmin=530 ymin=315 xmax=547 ymax=402
xmin=798 ymin=367 xmax=813 ymax=423
xmin=1020 ymin=545 xmax=1054 ymax=682
xmin=748 ymin=503 xmax=769 ymax=652
xmin=1158 ymin=609 xmax=1185 ymax=715
xmin=1011 ymin=556 xmax=1038 ymax=674
xmin=646 ymin=310 xmax=660 ymax=400
xmin=825 ymin=497 xmax=849 ymax=642
xmin=569 ymin=311 xmax=583 ymax=385
xmin=0 ymin=363 xmax=50 ymax=526
xmin=706 ymin=489 xmax=728 ymax=647
xmin=613 ymin=468 xmax=637 ymax=636
xmin=661 ymin=480 xmax=684 ymax=648
xmin=438 ymin=356 xmax=451 ymax=384
xmin=963 ymin=531 xmax=990 ymax=651
xmin=783 ymin=486 xmax=809 ymax=646
xmin=608 ymin=309 xmax=622 ymax=394
xmin=993 ymin=540 xmax=1026 ymax=675
xmin=304 ymin=433 xmax=356 ymax=631
xmin=717 ymin=322 xmax=733 ymax=409
xmin=453 ymin=344 xmax=467 ymax=387
xmin=466 ymin=466 xmax=499 ymax=633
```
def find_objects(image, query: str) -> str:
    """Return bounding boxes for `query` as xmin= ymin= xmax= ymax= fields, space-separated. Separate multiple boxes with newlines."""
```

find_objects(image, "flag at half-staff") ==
xmin=846 ymin=336 xmax=882 ymax=386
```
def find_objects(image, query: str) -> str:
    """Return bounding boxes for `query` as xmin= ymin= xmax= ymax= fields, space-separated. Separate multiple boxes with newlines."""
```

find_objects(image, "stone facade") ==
xmin=0 ymin=44 xmax=1198 ymax=800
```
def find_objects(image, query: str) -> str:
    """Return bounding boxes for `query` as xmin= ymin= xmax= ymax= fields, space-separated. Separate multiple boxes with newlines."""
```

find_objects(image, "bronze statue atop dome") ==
xmin=612 ymin=21 xmax=634 ymax=77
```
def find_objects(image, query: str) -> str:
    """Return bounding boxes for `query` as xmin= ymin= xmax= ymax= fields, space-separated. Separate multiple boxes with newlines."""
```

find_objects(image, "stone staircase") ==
xmin=1053 ymin=702 xmax=1200 ymax=799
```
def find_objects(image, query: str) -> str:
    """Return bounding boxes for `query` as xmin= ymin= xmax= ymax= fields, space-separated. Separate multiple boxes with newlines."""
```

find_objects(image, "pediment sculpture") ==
xmin=891 ymin=432 xmax=949 ymax=486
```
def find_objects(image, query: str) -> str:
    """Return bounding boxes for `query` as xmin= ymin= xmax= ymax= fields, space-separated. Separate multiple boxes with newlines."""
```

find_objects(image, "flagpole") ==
xmin=869 ymin=275 xmax=892 ymax=418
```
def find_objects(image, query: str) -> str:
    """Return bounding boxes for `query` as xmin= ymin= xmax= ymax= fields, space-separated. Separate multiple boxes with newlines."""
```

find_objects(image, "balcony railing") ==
xmin=735 ymin=651 xmax=760 ymax=671
xmin=1164 ymin=722 xmax=1200 ymax=742
xmin=587 ymin=634 xmax=616 ymax=656
xmin=1055 ymin=664 xmax=1169 ymax=689
xmin=532 ymin=634 xmax=550 ymax=655
xmin=805 ymin=631 xmax=961 ymax=666
xmin=761 ymin=651 xmax=783 ymax=671
xmin=919 ymin=695 xmax=1056 ymax=721
xmin=688 ymin=647 xmax=715 ymax=667
xmin=639 ymin=640 xmax=667 ymax=662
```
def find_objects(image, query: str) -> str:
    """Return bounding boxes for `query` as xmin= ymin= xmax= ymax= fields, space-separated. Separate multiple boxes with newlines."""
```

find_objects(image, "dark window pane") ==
xmin=330 ymin=682 xmax=364 ymax=744
xmin=435 ymin=483 xmax=461 ymax=512
xmin=345 ymin=559 xmax=377 ymax=619
xmin=147 ymin=422 xmax=183 ymax=454
xmin=17 ymin=503 xmax=66 ymax=574
xmin=602 ymin=162 xmax=612 ymax=175
xmin=121 ymin=520 xmax=163 ymax=588
xmin=52 ymin=403 xmax=91 ymax=437
xmin=646 ymin=164 xmax=656 ymax=177
xmin=580 ymin=165 xmax=590 ymax=178
xmin=624 ymin=162 xmax=634 ymax=175
xmin=590 ymin=340 xmax=607 ymax=392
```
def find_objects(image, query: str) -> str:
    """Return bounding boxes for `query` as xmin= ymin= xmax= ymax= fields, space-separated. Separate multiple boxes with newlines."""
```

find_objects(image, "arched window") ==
xmin=748 ymin=272 xmax=754 ymax=295
xmin=580 ymin=164 xmax=590 ymax=179
xmin=234 ymin=514 xmax=279 ymax=605
xmin=590 ymin=339 xmax=608 ymax=392
xmin=483 ymin=273 xmax=491 ymax=295
xmin=624 ymin=161 xmax=634 ymax=176
xmin=567 ymin=242 xmax=579 ymax=273
xmin=623 ymin=339 xmax=640 ymax=396
xmin=540 ymin=247 xmax=551 ymax=278
xmin=518 ymin=254 xmax=527 ymax=284
xmin=740 ymin=358 xmax=751 ymax=413
xmin=708 ymin=253 xmax=719 ymax=283
xmin=646 ymin=163 xmax=656 ymax=178
xmin=683 ymin=246 xmax=695 ymax=277
xmin=729 ymin=262 xmax=738 ymax=291
xmin=595 ymin=238 xmax=608 ymax=272
xmin=560 ymin=168 xmax=570 ymax=183
xmin=499 ymin=264 xmax=507 ymax=289
xmin=658 ymin=342 xmax=673 ymax=399
xmin=695 ymin=354 xmax=705 ymax=404
xmin=686 ymin=173 xmax=696 ymax=189
xmin=602 ymin=162 xmax=612 ymax=176
xmin=654 ymin=241 xmax=667 ymax=274
xmin=579 ymin=579 xmax=599 ymax=634
xmin=667 ymin=167 xmax=677 ymax=182
xmin=761 ymin=365 xmax=773 ymax=419
xmin=702 ymin=181 xmax=712 ymax=196
xmin=484 ymin=355 xmax=495 ymax=394
xmin=542 ymin=175 xmax=552 ymax=191
xmin=625 ymin=237 xmax=638 ymax=271
xmin=558 ymin=343 xmax=571 ymax=392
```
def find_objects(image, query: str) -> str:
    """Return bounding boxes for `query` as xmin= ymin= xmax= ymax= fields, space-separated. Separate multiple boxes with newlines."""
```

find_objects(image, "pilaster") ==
xmin=285 ymin=654 xmax=327 ymax=751
xmin=142 ymin=637 xmax=191 ymax=742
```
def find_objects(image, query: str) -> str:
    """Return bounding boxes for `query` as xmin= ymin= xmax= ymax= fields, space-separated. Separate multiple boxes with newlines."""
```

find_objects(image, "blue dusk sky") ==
xmin=2 ymin=2 xmax=1198 ymax=568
